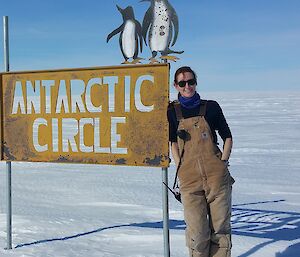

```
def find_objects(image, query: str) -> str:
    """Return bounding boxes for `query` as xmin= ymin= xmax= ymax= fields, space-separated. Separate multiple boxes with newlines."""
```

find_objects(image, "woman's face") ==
xmin=174 ymin=72 xmax=197 ymax=98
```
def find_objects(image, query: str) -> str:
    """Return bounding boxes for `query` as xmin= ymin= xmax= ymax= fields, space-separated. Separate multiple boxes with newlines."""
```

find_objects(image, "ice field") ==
xmin=0 ymin=91 xmax=299 ymax=257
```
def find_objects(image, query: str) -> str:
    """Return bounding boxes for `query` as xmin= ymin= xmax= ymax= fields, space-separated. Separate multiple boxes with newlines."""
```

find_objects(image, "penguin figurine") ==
xmin=107 ymin=5 xmax=143 ymax=64
xmin=141 ymin=0 xmax=184 ymax=63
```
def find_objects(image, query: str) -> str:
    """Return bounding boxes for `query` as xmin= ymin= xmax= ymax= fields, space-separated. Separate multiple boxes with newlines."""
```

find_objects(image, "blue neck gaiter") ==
xmin=179 ymin=92 xmax=201 ymax=109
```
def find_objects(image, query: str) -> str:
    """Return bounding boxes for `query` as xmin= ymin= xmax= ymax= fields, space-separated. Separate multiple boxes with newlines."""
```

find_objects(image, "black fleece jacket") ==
xmin=167 ymin=100 xmax=232 ymax=144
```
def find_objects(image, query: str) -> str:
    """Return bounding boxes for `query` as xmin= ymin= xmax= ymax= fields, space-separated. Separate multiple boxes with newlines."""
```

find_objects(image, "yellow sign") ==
xmin=0 ymin=64 xmax=169 ymax=167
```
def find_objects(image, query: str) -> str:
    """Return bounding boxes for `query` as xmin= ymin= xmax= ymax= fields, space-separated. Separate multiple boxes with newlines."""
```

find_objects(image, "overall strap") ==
xmin=173 ymin=101 xmax=183 ymax=121
xmin=199 ymin=100 xmax=207 ymax=116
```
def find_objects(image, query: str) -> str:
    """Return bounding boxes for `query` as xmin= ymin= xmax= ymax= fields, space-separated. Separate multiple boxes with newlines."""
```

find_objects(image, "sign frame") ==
xmin=0 ymin=63 xmax=170 ymax=168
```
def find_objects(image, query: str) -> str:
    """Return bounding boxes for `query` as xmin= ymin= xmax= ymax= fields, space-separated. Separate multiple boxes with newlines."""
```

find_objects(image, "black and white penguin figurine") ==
xmin=107 ymin=5 xmax=143 ymax=64
xmin=141 ymin=0 xmax=184 ymax=63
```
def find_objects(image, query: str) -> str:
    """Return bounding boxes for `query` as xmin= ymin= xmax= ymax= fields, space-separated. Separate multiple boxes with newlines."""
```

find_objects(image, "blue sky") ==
xmin=1 ymin=0 xmax=299 ymax=91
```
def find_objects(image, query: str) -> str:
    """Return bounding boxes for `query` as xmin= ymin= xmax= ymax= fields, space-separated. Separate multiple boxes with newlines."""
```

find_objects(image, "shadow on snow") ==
xmin=15 ymin=199 xmax=300 ymax=256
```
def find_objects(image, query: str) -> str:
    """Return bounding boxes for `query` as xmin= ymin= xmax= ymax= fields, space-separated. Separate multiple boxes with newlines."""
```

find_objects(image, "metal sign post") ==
xmin=6 ymin=162 xmax=12 ymax=250
xmin=3 ymin=15 xmax=12 ymax=250
xmin=162 ymin=167 xmax=170 ymax=257
xmin=161 ymin=59 xmax=170 ymax=257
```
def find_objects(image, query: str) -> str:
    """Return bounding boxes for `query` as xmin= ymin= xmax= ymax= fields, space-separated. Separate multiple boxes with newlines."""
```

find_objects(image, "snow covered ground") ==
xmin=0 ymin=91 xmax=299 ymax=257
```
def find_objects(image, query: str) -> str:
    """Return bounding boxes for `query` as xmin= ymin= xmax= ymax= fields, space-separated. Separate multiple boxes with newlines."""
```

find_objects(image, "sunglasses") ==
xmin=177 ymin=79 xmax=197 ymax=88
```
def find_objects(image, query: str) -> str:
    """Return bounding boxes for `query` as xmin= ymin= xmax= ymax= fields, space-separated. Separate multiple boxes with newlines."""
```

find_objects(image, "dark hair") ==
xmin=174 ymin=66 xmax=197 ymax=84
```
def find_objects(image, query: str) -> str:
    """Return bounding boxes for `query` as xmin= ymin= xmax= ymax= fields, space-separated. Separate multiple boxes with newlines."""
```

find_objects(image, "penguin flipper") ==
xmin=171 ymin=9 xmax=179 ymax=47
xmin=142 ymin=8 xmax=152 ymax=45
xmin=135 ymin=20 xmax=143 ymax=53
xmin=107 ymin=25 xmax=124 ymax=42
xmin=133 ymin=37 xmax=139 ymax=60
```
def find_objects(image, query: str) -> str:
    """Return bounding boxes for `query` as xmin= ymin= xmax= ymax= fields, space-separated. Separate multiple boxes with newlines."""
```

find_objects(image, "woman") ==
xmin=167 ymin=66 xmax=234 ymax=257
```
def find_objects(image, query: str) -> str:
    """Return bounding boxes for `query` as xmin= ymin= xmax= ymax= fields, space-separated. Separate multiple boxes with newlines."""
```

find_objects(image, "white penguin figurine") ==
xmin=107 ymin=5 xmax=143 ymax=64
xmin=141 ymin=0 xmax=184 ymax=63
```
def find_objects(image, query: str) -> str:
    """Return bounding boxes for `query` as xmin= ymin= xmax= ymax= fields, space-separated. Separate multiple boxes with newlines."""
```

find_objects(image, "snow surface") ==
xmin=0 ymin=91 xmax=300 ymax=257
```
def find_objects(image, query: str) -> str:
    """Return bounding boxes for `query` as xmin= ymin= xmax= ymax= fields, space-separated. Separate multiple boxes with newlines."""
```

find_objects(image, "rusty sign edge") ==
xmin=0 ymin=63 xmax=170 ymax=76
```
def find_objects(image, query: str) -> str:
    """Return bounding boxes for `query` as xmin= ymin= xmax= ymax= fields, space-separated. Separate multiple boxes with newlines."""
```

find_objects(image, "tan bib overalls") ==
xmin=174 ymin=101 xmax=234 ymax=257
